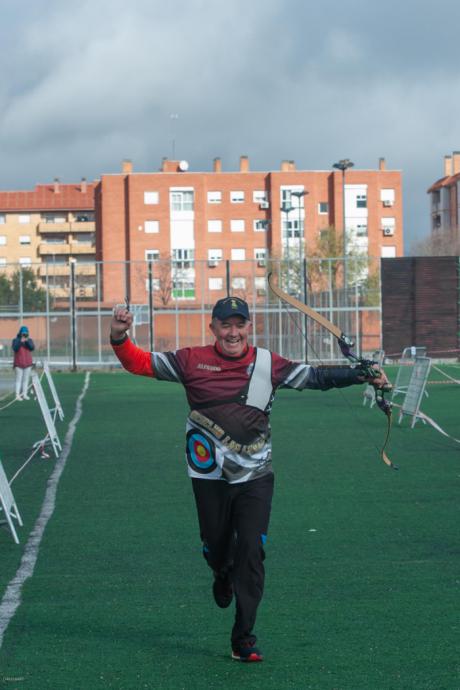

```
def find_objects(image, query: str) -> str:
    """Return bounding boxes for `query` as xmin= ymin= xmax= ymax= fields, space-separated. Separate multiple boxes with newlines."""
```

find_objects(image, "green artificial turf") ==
xmin=0 ymin=369 xmax=459 ymax=689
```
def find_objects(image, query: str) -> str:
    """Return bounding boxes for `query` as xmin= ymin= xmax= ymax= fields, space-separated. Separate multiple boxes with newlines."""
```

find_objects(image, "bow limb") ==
xmin=268 ymin=273 xmax=343 ymax=340
xmin=268 ymin=272 xmax=397 ymax=470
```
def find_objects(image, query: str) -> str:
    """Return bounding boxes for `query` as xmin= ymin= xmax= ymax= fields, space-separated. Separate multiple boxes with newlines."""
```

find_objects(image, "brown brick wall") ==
xmin=381 ymin=257 xmax=459 ymax=357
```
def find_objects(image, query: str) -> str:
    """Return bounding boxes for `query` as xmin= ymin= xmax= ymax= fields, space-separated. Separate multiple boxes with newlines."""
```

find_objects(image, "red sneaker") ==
xmin=231 ymin=642 xmax=263 ymax=662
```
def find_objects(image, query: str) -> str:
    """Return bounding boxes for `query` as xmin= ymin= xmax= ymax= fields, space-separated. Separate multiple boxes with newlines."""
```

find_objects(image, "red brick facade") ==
xmin=95 ymin=156 xmax=403 ymax=304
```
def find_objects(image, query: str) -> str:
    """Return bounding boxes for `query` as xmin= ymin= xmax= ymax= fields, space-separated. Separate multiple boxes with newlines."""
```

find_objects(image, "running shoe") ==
xmin=231 ymin=641 xmax=263 ymax=662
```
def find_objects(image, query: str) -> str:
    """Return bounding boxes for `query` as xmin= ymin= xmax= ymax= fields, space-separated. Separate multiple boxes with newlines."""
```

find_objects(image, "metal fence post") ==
xmin=303 ymin=257 xmax=309 ymax=363
xmin=226 ymin=260 xmax=230 ymax=296
xmin=148 ymin=261 xmax=153 ymax=351
xmin=70 ymin=259 xmax=77 ymax=371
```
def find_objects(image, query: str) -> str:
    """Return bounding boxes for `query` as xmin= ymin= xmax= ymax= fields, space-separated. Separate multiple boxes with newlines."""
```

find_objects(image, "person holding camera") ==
xmin=12 ymin=325 xmax=35 ymax=401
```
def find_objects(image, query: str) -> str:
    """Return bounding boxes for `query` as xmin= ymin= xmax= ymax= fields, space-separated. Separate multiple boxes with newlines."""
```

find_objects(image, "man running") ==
xmin=110 ymin=296 xmax=388 ymax=662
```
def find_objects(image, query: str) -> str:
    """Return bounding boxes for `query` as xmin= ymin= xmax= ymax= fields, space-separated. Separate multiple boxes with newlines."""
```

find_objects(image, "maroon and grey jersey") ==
xmin=112 ymin=338 xmax=364 ymax=484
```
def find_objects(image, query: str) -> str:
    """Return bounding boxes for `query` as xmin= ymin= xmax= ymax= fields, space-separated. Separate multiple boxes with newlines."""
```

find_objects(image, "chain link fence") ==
xmin=0 ymin=257 xmax=382 ymax=369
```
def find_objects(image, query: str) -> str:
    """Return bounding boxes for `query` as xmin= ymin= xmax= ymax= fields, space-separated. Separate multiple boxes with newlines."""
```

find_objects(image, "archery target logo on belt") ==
xmin=186 ymin=430 xmax=217 ymax=474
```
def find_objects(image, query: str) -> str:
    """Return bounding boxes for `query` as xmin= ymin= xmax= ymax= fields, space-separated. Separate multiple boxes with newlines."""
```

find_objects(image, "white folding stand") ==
xmin=392 ymin=346 xmax=428 ymax=400
xmin=32 ymin=371 xmax=62 ymax=458
xmin=397 ymin=356 xmax=432 ymax=428
xmin=0 ymin=460 xmax=23 ymax=544
xmin=43 ymin=362 xmax=64 ymax=422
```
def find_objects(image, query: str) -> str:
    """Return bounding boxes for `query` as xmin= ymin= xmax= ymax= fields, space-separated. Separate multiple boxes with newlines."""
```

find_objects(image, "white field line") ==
xmin=0 ymin=371 xmax=91 ymax=649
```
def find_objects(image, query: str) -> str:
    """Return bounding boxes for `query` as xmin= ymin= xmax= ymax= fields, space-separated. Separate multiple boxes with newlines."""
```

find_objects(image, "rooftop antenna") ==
xmin=170 ymin=113 xmax=179 ymax=159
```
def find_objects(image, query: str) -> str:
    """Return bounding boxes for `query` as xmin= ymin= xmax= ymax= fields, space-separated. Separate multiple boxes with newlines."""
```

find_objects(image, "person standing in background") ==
xmin=12 ymin=325 xmax=35 ymax=401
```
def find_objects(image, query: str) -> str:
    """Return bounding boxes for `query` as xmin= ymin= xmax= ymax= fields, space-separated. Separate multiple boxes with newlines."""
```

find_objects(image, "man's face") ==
xmin=210 ymin=315 xmax=252 ymax=357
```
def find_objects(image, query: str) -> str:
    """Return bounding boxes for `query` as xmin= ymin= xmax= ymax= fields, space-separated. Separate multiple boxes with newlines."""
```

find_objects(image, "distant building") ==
xmin=0 ymin=179 xmax=96 ymax=297
xmin=95 ymin=156 xmax=403 ymax=304
xmin=427 ymin=151 xmax=460 ymax=239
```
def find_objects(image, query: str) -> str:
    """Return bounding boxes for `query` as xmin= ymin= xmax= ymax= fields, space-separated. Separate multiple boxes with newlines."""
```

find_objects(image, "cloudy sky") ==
xmin=1 ymin=0 xmax=459 ymax=251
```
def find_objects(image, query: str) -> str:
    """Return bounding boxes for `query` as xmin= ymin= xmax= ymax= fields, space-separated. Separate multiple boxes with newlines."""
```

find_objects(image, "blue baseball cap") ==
xmin=212 ymin=297 xmax=250 ymax=321
xmin=19 ymin=326 xmax=29 ymax=335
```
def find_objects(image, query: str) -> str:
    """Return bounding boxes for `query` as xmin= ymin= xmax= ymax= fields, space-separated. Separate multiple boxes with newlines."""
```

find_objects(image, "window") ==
xmin=381 ymin=246 xmax=396 ymax=258
xmin=280 ymin=186 xmax=305 ymax=208
xmin=43 ymin=255 xmax=67 ymax=264
xmin=209 ymin=277 xmax=223 ymax=291
xmin=432 ymin=190 xmax=441 ymax=205
xmin=43 ymin=213 xmax=66 ymax=223
xmin=19 ymin=235 xmax=31 ymax=245
xmin=144 ymin=220 xmax=159 ymax=233
xmin=170 ymin=190 xmax=194 ymax=211
xmin=208 ymin=220 xmax=222 ymax=233
xmin=19 ymin=257 xmax=32 ymax=265
xmin=207 ymin=191 xmax=222 ymax=204
xmin=380 ymin=189 xmax=395 ymax=206
xmin=356 ymin=225 xmax=368 ymax=237
xmin=0 ymin=214 xmax=5 ymax=224
xmin=230 ymin=191 xmax=245 ymax=204
xmin=208 ymin=249 xmax=223 ymax=261
xmin=232 ymin=277 xmax=246 ymax=289
xmin=172 ymin=248 xmax=194 ymax=268
xmin=356 ymin=194 xmax=367 ymax=209
xmin=0 ymin=236 xmax=6 ymax=245
xmin=318 ymin=202 xmax=328 ymax=214
xmin=19 ymin=215 xmax=31 ymax=224
xmin=42 ymin=234 xmax=66 ymax=244
xmin=254 ymin=248 xmax=266 ymax=260
xmin=145 ymin=278 xmax=161 ymax=292
xmin=73 ymin=234 xmax=93 ymax=245
xmin=145 ymin=250 xmax=159 ymax=262
xmin=0 ymin=258 xmax=6 ymax=265
xmin=253 ymin=219 xmax=267 ymax=232
xmin=381 ymin=217 xmax=396 ymax=230
xmin=253 ymin=190 xmax=267 ymax=203
xmin=172 ymin=278 xmax=195 ymax=300
xmin=230 ymin=219 xmax=245 ymax=232
xmin=144 ymin=191 xmax=159 ymax=205
xmin=255 ymin=277 xmax=265 ymax=291
xmin=282 ymin=219 xmax=301 ymax=239
xmin=231 ymin=248 xmax=245 ymax=261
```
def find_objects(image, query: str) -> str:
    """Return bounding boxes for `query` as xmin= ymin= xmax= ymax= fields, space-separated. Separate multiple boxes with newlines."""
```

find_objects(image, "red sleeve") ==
xmin=112 ymin=338 xmax=155 ymax=377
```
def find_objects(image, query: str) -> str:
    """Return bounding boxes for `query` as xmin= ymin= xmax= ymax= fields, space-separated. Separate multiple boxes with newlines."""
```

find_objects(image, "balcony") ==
xmin=70 ymin=243 xmax=95 ymax=254
xmin=38 ymin=263 xmax=96 ymax=277
xmin=39 ymin=243 xmax=71 ymax=255
xmin=70 ymin=221 xmax=95 ymax=232
xmin=38 ymin=222 xmax=71 ymax=233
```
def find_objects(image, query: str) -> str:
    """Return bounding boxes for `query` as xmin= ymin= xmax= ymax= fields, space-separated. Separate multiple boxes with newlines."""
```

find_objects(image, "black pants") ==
xmin=191 ymin=473 xmax=274 ymax=646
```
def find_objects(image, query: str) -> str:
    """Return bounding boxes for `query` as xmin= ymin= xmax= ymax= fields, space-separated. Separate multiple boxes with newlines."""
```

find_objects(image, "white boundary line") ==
xmin=0 ymin=371 xmax=91 ymax=649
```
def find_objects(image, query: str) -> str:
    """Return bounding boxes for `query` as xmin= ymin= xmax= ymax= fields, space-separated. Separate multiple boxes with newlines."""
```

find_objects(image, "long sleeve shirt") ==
xmin=112 ymin=336 xmax=364 ymax=484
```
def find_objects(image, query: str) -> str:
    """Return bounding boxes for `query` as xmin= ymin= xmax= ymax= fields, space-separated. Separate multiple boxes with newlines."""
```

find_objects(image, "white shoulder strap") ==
xmin=246 ymin=348 xmax=273 ymax=411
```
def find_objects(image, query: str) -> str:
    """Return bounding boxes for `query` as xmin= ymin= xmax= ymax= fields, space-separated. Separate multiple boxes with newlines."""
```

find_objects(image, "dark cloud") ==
xmin=0 ymin=0 xmax=459 ymax=249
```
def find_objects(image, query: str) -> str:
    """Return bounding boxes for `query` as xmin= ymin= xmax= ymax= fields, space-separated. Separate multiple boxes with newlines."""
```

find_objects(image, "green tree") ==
xmin=0 ymin=274 xmax=13 ymax=307
xmin=10 ymin=268 xmax=47 ymax=311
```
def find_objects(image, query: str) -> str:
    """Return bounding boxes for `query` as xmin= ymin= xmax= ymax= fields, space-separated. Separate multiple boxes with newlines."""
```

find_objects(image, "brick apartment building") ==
xmin=427 ymin=151 xmax=460 ymax=238
xmin=96 ymin=156 xmax=403 ymax=305
xmin=0 ymin=179 xmax=96 ymax=297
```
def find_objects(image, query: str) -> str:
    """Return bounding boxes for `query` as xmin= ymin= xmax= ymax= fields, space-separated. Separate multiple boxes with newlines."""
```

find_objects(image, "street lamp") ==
xmin=332 ymin=158 xmax=354 ymax=287
xmin=290 ymin=189 xmax=309 ymax=362
xmin=290 ymin=190 xmax=308 ymax=264
xmin=280 ymin=201 xmax=294 ymax=292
